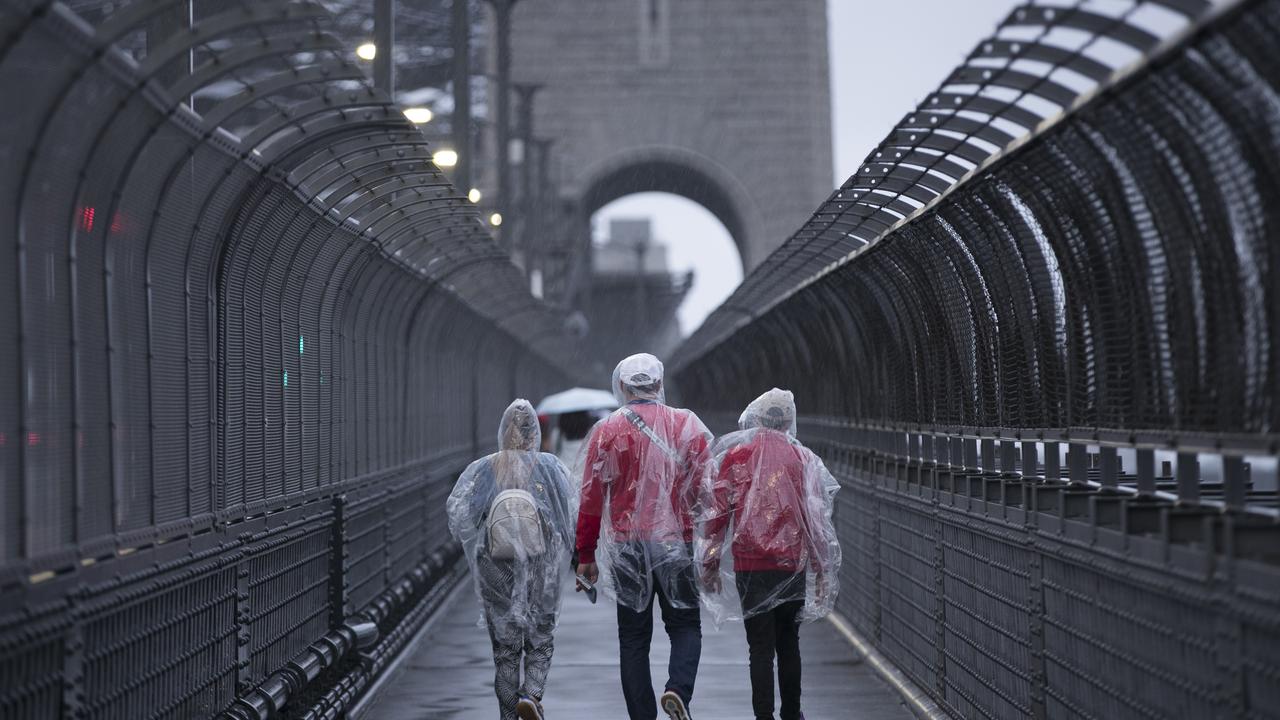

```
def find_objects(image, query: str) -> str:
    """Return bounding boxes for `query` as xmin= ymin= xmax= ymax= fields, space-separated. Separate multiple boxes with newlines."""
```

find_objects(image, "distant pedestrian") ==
xmin=697 ymin=389 xmax=841 ymax=720
xmin=552 ymin=409 xmax=598 ymax=469
xmin=575 ymin=353 xmax=712 ymax=720
xmin=448 ymin=399 xmax=578 ymax=720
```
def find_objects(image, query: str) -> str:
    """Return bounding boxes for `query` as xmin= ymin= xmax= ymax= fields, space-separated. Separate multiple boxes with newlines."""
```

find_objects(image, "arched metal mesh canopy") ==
xmin=675 ymin=0 xmax=1219 ymax=372
xmin=44 ymin=0 xmax=573 ymax=367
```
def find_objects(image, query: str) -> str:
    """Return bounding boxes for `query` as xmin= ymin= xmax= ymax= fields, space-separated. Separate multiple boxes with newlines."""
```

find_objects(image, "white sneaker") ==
xmin=660 ymin=690 xmax=691 ymax=720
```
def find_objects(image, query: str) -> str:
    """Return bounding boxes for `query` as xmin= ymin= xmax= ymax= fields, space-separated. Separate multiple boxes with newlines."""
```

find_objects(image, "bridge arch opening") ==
xmin=576 ymin=148 xmax=752 ymax=350
xmin=592 ymin=192 xmax=743 ymax=337
xmin=576 ymin=147 xmax=765 ymax=268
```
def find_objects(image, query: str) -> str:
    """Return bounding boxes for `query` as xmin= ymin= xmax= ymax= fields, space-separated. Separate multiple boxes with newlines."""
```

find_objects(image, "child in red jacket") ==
xmin=697 ymin=389 xmax=841 ymax=720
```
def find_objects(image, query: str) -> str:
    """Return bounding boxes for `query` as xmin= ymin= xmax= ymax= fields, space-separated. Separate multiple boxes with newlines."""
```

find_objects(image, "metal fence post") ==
xmin=1176 ymin=452 xmax=1200 ymax=504
xmin=1000 ymin=440 xmax=1018 ymax=474
xmin=1028 ymin=544 xmax=1047 ymax=720
xmin=1022 ymin=440 xmax=1039 ymax=480
xmin=373 ymin=0 xmax=395 ymax=92
xmin=1043 ymin=442 xmax=1060 ymax=481
xmin=1214 ymin=574 xmax=1245 ymax=720
xmin=963 ymin=438 xmax=978 ymax=471
xmin=236 ymin=555 xmax=252 ymax=696
xmin=331 ymin=494 xmax=348 ymax=627
xmin=1222 ymin=456 xmax=1246 ymax=511
xmin=61 ymin=620 xmax=84 ymax=720
xmin=1067 ymin=443 xmax=1088 ymax=485
xmin=1099 ymin=446 xmax=1118 ymax=489
xmin=933 ymin=507 xmax=947 ymax=702
xmin=921 ymin=433 xmax=936 ymax=493
xmin=1136 ymin=448 xmax=1155 ymax=497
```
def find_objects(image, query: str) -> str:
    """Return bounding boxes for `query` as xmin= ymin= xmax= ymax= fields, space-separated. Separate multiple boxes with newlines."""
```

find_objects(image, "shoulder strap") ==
xmin=621 ymin=407 xmax=682 ymax=463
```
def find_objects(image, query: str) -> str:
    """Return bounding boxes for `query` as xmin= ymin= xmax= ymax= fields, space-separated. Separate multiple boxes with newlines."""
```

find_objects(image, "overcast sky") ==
xmin=595 ymin=0 xmax=1019 ymax=334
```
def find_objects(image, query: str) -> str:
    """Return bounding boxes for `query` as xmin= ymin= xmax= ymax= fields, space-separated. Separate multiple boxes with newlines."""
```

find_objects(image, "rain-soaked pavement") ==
xmin=361 ymin=574 xmax=914 ymax=720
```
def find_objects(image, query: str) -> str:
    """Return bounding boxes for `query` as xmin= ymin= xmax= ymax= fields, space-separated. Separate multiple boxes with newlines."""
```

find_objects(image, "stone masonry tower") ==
xmin=505 ymin=0 xmax=833 ymax=282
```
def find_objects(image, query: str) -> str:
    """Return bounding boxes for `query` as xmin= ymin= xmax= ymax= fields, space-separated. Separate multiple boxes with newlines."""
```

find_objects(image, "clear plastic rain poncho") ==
xmin=695 ymin=389 xmax=841 ymax=623
xmin=576 ymin=354 xmax=713 ymax=611
xmin=447 ymin=400 xmax=577 ymax=643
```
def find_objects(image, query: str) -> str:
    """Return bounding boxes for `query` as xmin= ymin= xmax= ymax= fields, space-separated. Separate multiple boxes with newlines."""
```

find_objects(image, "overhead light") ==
xmin=433 ymin=149 xmax=458 ymax=168
xmin=468 ymin=188 xmax=482 ymax=203
xmin=489 ymin=212 xmax=503 ymax=227
xmin=356 ymin=43 xmax=376 ymax=60
xmin=403 ymin=107 xmax=433 ymax=124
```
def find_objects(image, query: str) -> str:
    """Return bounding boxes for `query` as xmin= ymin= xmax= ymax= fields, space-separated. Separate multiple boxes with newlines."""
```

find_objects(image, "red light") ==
xmin=26 ymin=431 xmax=40 ymax=447
xmin=79 ymin=207 xmax=95 ymax=232
xmin=109 ymin=211 xmax=124 ymax=234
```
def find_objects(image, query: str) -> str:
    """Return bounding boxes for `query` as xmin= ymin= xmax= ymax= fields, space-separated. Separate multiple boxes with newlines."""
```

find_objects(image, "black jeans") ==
xmin=616 ymin=565 xmax=702 ymax=720
xmin=738 ymin=571 xmax=805 ymax=720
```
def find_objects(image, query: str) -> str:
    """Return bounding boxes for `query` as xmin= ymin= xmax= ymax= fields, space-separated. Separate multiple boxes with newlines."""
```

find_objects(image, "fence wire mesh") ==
xmin=0 ymin=0 xmax=568 ymax=717
xmin=678 ymin=1 xmax=1280 ymax=717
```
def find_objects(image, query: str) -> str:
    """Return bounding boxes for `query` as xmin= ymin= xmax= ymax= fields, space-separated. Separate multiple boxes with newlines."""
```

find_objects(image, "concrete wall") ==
xmin=506 ymin=0 xmax=833 ymax=269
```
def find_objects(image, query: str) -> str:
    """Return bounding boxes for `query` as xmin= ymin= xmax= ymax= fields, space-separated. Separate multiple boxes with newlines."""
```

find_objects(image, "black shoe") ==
xmin=515 ymin=696 xmax=544 ymax=720
xmin=660 ymin=690 xmax=691 ymax=720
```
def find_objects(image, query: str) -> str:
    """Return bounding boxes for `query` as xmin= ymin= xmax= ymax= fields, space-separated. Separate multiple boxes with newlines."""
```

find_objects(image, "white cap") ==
xmin=617 ymin=353 xmax=663 ymax=386
xmin=739 ymin=387 xmax=797 ymax=436
xmin=611 ymin=353 xmax=666 ymax=404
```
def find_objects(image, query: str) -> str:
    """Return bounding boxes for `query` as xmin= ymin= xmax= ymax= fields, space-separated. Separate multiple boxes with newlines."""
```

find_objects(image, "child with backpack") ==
xmin=696 ymin=389 xmax=841 ymax=720
xmin=448 ymin=399 xmax=578 ymax=720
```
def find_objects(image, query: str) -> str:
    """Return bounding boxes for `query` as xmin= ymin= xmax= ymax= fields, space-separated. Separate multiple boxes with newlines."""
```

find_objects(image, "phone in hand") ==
xmin=575 ymin=574 xmax=598 ymax=604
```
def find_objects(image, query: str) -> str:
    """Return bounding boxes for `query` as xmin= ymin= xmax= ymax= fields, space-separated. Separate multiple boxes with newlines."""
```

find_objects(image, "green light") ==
xmin=283 ymin=370 xmax=288 ymax=387
xmin=299 ymin=336 xmax=305 ymax=355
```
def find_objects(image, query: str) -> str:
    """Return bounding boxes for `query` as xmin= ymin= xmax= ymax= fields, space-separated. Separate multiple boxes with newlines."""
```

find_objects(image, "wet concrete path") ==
xmin=362 ymin=574 xmax=914 ymax=720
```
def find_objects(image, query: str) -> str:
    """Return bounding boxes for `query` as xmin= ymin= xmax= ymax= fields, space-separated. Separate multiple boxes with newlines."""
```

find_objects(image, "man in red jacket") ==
xmin=698 ymin=389 xmax=841 ymax=720
xmin=575 ymin=353 xmax=712 ymax=720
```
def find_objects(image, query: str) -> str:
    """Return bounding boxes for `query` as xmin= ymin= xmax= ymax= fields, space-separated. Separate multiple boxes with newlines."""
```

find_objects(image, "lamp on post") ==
xmin=373 ymin=0 xmax=394 ymax=92
xmin=483 ymin=0 xmax=520 ymax=251
xmin=512 ymin=82 xmax=542 ymax=266
xmin=451 ymin=0 xmax=472 ymax=193
xmin=531 ymin=136 xmax=555 ymax=296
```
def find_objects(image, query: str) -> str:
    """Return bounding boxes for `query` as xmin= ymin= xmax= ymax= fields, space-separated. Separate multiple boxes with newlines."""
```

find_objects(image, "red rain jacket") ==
xmin=704 ymin=429 xmax=824 ymax=573
xmin=576 ymin=402 xmax=709 ymax=564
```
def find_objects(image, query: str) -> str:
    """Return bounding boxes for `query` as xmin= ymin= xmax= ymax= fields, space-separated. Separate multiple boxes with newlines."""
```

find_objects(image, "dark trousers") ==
xmin=616 ymin=571 xmax=702 ymax=720
xmin=738 ymin=571 xmax=805 ymax=720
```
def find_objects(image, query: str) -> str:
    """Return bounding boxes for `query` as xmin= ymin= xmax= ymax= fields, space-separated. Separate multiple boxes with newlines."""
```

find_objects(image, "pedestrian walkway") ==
xmin=362 ymin=574 xmax=913 ymax=719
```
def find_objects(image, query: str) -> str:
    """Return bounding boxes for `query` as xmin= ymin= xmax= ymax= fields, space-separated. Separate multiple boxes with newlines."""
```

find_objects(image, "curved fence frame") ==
xmin=0 ymin=1 xmax=569 ymax=717
xmin=675 ymin=1 xmax=1280 ymax=718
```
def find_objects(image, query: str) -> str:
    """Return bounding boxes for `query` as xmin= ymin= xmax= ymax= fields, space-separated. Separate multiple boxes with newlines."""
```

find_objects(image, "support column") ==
xmin=374 ymin=0 xmax=395 ymax=93
xmin=1135 ymin=448 xmax=1156 ymax=496
xmin=532 ymin=137 xmax=555 ymax=298
xmin=1222 ymin=455 xmax=1246 ymax=510
xmin=1022 ymin=439 xmax=1039 ymax=479
xmin=451 ymin=0 xmax=472 ymax=192
xmin=1067 ymin=443 xmax=1088 ymax=485
xmin=513 ymin=83 xmax=542 ymax=267
xmin=1176 ymin=452 xmax=1200 ymax=503
xmin=1099 ymin=446 xmax=1119 ymax=489
xmin=486 ymin=0 xmax=519 ymax=248
xmin=1043 ymin=442 xmax=1061 ymax=481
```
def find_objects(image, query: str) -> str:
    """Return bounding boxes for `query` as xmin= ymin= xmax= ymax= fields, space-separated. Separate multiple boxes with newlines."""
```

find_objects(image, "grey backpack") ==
xmin=486 ymin=488 xmax=545 ymax=560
